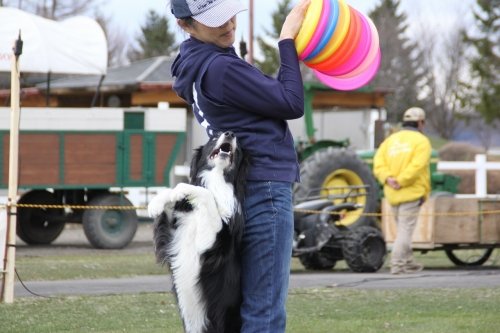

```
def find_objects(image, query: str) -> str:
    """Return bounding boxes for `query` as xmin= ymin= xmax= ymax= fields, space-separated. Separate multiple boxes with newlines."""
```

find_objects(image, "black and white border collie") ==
xmin=148 ymin=131 xmax=248 ymax=333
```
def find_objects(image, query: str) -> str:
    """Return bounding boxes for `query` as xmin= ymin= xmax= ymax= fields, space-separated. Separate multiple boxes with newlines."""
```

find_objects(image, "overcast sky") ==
xmin=103 ymin=0 xmax=477 ymax=50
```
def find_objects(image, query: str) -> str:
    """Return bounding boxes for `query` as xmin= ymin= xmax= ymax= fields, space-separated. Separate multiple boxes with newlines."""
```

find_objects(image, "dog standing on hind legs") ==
xmin=148 ymin=131 xmax=249 ymax=333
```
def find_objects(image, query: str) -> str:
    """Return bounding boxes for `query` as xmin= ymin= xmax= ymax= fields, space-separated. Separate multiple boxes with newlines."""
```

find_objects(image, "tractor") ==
xmin=291 ymin=82 xmax=460 ymax=272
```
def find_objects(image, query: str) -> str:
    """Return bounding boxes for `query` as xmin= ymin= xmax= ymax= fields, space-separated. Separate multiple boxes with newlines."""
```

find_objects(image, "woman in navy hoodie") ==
xmin=170 ymin=0 xmax=310 ymax=332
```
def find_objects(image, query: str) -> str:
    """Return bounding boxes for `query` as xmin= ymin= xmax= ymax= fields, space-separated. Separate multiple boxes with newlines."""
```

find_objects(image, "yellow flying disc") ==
xmin=295 ymin=0 xmax=323 ymax=56
xmin=305 ymin=0 xmax=350 ymax=65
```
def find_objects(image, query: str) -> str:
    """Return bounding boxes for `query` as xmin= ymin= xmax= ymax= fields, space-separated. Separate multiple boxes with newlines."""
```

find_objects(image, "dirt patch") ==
xmin=16 ymin=223 xmax=154 ymax=257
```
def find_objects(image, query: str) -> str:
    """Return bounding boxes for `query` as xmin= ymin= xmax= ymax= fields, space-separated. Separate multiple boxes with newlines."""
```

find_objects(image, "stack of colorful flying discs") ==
xmin=295 ymin=0 xmax=381 ymax=91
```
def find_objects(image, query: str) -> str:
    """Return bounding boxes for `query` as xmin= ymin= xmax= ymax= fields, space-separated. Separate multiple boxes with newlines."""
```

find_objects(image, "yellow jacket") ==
xmin=373 ymin=128 xmax=431 ymax=205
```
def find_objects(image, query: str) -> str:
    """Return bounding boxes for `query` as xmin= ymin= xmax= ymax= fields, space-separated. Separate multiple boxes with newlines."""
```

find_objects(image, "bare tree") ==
xmin=418 ymin=22 xmax=470 ymax=139
xmin=369 ymin=0 xmax=426 ymax=122
xmin=105 ymin=25 xmax=129 ymax=68
xmin=1 ymin=0 xmax=98 ymax=20
xmin=94 ymin=12 xmax=129 ymax=67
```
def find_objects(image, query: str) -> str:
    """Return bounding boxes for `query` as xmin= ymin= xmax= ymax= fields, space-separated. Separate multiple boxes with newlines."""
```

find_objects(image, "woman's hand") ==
xmin=279 ymin=0 xmax=311 ymax=41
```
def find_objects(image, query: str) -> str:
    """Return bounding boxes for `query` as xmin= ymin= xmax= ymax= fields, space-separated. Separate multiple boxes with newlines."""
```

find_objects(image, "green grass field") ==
xmin=13 ymin=248 xmax=500 ymax=281
xmin=1 ymin=288 xmax=499 ymax=333
xmin=2 ymin=247 xmax=499 ymax=333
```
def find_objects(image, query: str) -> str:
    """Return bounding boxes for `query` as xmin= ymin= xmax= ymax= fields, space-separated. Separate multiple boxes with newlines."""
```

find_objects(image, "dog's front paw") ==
xmin=172 ymin=183 xmax=198 ymax=202
xmin=148 ymin=198 xmax=165 ymax=218
xmin=148 ymin=189 xmax=173 ymax=218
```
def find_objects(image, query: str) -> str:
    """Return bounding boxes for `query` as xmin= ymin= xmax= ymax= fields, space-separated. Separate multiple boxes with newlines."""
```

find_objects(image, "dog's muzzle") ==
xmin=210 ymin=132 xmax=236 ymax=162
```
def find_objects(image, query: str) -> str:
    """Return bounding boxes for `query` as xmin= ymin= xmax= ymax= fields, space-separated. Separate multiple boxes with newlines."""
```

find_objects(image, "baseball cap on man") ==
xmin=171 ymin=0 xmax=247 ymax=28
xmin=403 ymin=107 xmax=426 ymax=122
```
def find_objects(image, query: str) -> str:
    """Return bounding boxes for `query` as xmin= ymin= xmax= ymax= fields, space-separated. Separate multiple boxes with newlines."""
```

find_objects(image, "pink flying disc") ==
xmin=337 ymin=16 xmax=379 ymax=78
xmin=313 ymin=48 xmax=381 ymax=90
xmin=300 ymin=0 xmax=332 ymax=60
xmin=304 ymin=0 xmax=339 ymax=61
xmin=322 ymin=8 xmax=372 ymax=76
xmin=305 ymin=0 xmax=350 ymax=65
xmin=309 ymin=5 xmax=362 ymax=72
xmin=295 ymin=0 xmax=323 ymax=56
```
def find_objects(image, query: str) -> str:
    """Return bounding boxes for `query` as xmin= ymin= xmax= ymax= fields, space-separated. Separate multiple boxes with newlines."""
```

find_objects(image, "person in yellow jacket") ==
xmin=374 ymin=107 xmax=431 ymax=274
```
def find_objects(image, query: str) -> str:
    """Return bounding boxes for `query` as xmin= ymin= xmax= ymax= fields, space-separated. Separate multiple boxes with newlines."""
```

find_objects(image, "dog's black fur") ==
xmin=149 ymin=131 xmax=249 ymax=333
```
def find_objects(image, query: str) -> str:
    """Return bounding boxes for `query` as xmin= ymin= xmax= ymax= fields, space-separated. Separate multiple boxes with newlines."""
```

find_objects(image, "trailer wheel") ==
xmin=295 ymin=147 xmax=379 ymax=228
xmin=342 ymin=226 xmax=386 ymax=272
xmin=444 ymin=247 xmax=494 ymax=266
xmin=17 ymin=190 xmax=65 ymax=245
xmin=82 ymin=193 xmax=138 ymax=249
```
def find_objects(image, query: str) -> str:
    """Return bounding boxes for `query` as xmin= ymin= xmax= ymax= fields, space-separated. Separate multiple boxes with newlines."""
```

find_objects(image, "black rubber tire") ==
xmin=17 ymin=190 xmax=65 ymax=245
xmin=445 ymin=247 xmax=494 ymax=266
xmin=342 ymin=226 xmax=386 ymax=273
xmin=82 ymin=193 xmax=138 ymax=249
xmin=294 ymin=147 xmax=379 ymax=228
xmin=298 ymin=228 xmax=336 ymax=270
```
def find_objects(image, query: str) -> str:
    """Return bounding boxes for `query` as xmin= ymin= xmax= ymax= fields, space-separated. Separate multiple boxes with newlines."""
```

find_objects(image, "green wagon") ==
xmin=0 ymin=107 xmax=185 ymax=248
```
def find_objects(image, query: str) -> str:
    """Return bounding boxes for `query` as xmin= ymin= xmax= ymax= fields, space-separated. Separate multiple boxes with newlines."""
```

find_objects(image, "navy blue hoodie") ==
xmin=171 ymin=37 xmax=304 ymax=183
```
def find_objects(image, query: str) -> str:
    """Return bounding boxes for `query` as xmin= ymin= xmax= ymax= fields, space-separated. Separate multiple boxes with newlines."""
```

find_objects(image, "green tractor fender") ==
xmin=356 ymin=149 xmax=461 ymax=195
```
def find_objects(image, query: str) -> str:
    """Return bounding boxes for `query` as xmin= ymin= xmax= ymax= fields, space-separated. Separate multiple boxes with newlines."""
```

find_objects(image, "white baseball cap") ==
xmin=171 ymin=0 xmax=247 ymax=28
xmin=403 ymin=107 xmax=426 ymax=121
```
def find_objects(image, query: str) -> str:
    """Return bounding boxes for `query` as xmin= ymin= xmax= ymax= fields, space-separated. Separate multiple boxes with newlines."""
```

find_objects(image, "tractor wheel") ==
xmin=17 ymin=190 xmax=65 ymax=245
xmin=82 ymin=193 xmax=138 ymax=249
xmin=294 ymin=147 xmax=379 ymax=228
xmin=298 ymin=228 xmax=337 ymax=270
xmin=342 ymin=226 xmax=386 ymax=272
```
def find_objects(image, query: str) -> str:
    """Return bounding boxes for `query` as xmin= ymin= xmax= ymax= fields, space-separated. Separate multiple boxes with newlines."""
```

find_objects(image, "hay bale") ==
xmin=438 ymin=142 xmax=485 ymax=161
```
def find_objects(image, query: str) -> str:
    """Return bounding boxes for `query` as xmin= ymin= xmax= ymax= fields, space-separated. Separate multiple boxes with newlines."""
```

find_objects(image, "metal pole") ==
xmin=1 ymin=31 xmax=23 ymax=304
xmin=248 ymin=0 xmax=254 ymax=64
xmin=45 ymin=72 xmax=51 ymax=106
xmin=91 ymin=74 xmax=105 ymax=107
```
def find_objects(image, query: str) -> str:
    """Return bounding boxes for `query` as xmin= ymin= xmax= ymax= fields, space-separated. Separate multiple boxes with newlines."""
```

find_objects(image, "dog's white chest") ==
xmin=200 ymin=169 xmax=238 ymax=222
xmin=167 ymin=183 xmax=227 ymax=332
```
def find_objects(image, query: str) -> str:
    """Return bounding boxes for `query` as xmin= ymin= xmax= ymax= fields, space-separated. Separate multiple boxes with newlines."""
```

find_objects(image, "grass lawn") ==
xmin=14 ymin=248 xmax=500 ymax=281
xmin=0 ymin=288 xmax=499 ymax=333
xmin=4 ymin=245 xmax=498 ymax=332
xmin=15 ymin=253 xmax=167 ymax=281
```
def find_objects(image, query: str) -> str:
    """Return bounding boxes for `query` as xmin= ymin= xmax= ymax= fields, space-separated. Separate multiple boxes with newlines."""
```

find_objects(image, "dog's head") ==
xmin=190 ymin=131 xmax=247 ymax=186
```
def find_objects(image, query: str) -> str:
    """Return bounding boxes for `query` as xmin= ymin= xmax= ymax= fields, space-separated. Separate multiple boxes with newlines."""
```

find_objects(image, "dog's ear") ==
xmin=238 ymin=148 xmax=251 ymax=171
xmin=235 ymin=148 xmax=250 ymax=194
xmin=189 ymin=146 xmax=204 ymax=182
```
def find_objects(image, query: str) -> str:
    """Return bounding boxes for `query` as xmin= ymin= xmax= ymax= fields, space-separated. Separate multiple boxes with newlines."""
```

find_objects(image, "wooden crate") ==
xmin=380 ymin=197 xmax=496 ymax=248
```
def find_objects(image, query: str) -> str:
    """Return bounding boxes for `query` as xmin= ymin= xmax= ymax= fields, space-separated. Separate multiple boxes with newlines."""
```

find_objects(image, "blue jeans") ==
xmin=240 ymin=181 xmax=294 ymax=333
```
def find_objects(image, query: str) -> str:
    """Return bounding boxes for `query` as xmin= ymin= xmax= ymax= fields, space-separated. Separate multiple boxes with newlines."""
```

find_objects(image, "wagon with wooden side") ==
xmin=1 ymin=106 xmax=186 ymax=248
xmin=381 ymin=196 xmax=500 ymax=266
